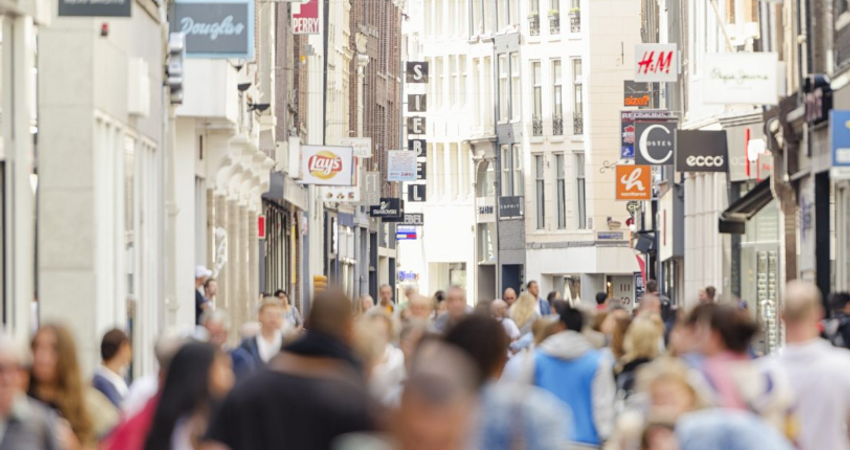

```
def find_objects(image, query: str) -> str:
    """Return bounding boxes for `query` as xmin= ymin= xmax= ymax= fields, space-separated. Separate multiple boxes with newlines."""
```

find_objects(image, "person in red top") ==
xmin=101 ymin=395 xmax=158 ymax=450
xmin=596 ymin=292 xmax=609 ymax=311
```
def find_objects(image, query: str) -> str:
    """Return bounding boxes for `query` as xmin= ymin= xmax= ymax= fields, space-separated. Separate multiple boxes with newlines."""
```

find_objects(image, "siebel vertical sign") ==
xmin=292 ymin=0 xmax=320 ymax=35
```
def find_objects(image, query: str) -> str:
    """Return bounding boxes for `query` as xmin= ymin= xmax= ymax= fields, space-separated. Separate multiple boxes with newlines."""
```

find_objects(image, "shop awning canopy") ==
xmin=718 ymin=177 xmax=773 ymax=235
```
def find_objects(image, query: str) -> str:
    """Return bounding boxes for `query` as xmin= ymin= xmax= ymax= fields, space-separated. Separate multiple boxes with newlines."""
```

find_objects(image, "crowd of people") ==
xmin=2 ymin=277 xmax=850 ymax=450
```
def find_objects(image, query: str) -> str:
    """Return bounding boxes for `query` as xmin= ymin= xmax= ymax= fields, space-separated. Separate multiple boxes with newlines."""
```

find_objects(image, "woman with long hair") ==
xmin=144 ymin=342 xmax=234 ymax=450
xmin=275 ymin=290 xmax=303 ymax=332
xmin=509 ymin=293 xmax=541 ymax=336
xmin=29 ymin=324 xmax=118 ymax=449
xmin=614 ymin=314 xmax=664 ymax=412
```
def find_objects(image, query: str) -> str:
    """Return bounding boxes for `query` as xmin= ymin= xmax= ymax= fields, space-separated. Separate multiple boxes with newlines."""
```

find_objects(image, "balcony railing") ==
xmin=532 ymin=116 xmax=543 ymax=136
xmin=553 ymin=115 xmax=564 ymax=136
xmin=528 ymin=15 xmax=540 ymax=36
xmin=548 ymin=12 xmax=560 ymax=35
xmin=569 ymin=11 xmax=581 ymax=33
xmin=573 ymin=112 xmax=584 ymax=135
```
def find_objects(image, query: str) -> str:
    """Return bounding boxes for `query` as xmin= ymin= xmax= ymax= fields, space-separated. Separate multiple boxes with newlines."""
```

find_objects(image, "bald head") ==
xmin=408 ymin=294 xmax=434 ymax=320
xmin=503 ymin=288 xmax=517 ymax=307
xmin=783 ymin=281 xmax=823 ymax=325
xmin=491 ymin=299 xmax=508 ymax=319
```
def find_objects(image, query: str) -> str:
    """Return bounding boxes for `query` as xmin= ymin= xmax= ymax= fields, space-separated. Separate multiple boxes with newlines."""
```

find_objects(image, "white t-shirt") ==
xmin=256 ymin=330 xmax=283 ymax=364
xmin=369 ymin=344 xmax=406 ymax=407
xmin=499 ymin=318 xmax=522 ymax=340
xmin=765 ymin=339 xmax=850 ymax=450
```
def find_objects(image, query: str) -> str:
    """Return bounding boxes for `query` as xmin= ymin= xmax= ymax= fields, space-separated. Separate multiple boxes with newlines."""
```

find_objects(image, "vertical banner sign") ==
xmin=406 ymin=62 xmax=430 ymax=83
xmin=615 ymin=165 xmax=652 ymax=201
xmin=635 ymin=44 xmax=679 ymax=83
xmin=388 ymin=151 xmax=417 ymax=182
xmin=416 ymin=161 xmax=427 ymax=180
xmin=362 ymin=172 xmax=381 ymax=206
xmin=258 ymin=215 xmax=266 ymax=239
xmin=830 ymin=110 xmax=850 ymax=180
xmin=634 ymin=272 xmax=646 ymax=304
xmin=408 ymin=117 xmax=427 ymax=135
xmin=408 ymin=184 xmax=427 ymax=202
xmin=409 ymin=95 xmax=427 ymax=112
xmin=292 ymin=0 xmax=320 ymax=35
xmin=171 ymin=0 xmax=254 ymax=59
xmin=409 ymin=139 xmax=427 ymax=157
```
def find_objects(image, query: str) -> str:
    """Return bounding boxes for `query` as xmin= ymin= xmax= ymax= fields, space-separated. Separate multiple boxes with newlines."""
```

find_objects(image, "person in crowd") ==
xmin=526 ymin=281 xmax=552 ymax=316
xmin=644 ymin=280 xmax=670 ymax=311
xmin=547 ymin=290 xmax=562 ymax=310
xmin=432 ymin=287 xmax=471 ymax=333
xmin=766 ymin=281 xmax=850 ymax=450
xmin=144 ymin=342 xmax=234 ymax=450
xmin=239 ymin=298 xmax=283 ymax=366
xmin=275 ymin=290 xmax=303 ymax=332
xmin=357 ymin=295 xmax=375 ymax=316
xmin=405 ymin=295 xmax=434 ymax=323
xmin=599 ymin=305 xmax=630 ymax=337
xmin=238 ymin=322 xmax=260 ymax=342
xmin=29 ymin=324 xmax=118 ymax=449
xmin=379 ymin=284 xmax=395 ymax=313
xmin=203 ymin=290 xmax=377 ymax=450
xmin=823 ymin=291 xmax=850 ymax=348
xmin=433 ymin=290 xmax=447 ymax=318
xmin=378 ymin=319 xmax=431 ymax=408
xmin=509 ymin=293 xmax=541 ymax=336
xmin=582 ymin=308 xmax=607 ymax=350
xmin=443 ymin=315 xmax=572 ymax=450
xmin=491 ymin=299 xmax=521 ymax=342
xmin=606 ymin=315 xmax=633 ymax=363
xmin=502 ymin=288 xmax=517 ymax=308
xmin=614 ymin=314 xmax=663 ymax=413
xmin=698 ymin=289 xmax=709 ymax=304
xmin=363 ymin=312 xmax=405 ymax=407
xmin=596 ymin=292 xmax=609 ymax=311
xmin=204 ymin=279 xmax=217 ymax=305
xmin=404 ymin=287 xmax=417 ymax=304
xmin=705 ymin=286 xmax=716 ymax=303
xmin=638 ymin=294 xmax=662 ymax=317
xmin=92 ymin=328 xmax=132 ymax=408
xmin=502 ymin=316 xmax=560 ymax=382
xmin=527 ymin=302 xmax=615 ymax=448
xmin=0 ymin=333 xmax=62 ymax=450
xmin=201 ymin=310 xmax=254 ymax=382
xmin=195 ymin=266 xmax=213 ymax=325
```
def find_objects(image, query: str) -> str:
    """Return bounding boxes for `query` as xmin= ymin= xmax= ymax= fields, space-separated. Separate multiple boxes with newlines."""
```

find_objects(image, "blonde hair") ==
xmin=635 ymin=356 xmax=709 ymax=410
xmin=532 ymin=316 xmax=561 ymax=345
xmin=509 ymin=293 xmax=539 ymax=330
xmin=621 ymin=314 xmax=664 ymax=364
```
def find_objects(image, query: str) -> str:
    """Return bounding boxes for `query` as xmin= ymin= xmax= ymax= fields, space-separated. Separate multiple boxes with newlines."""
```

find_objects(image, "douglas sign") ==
xmin=171 ymin=0 xmax=253 ymax=58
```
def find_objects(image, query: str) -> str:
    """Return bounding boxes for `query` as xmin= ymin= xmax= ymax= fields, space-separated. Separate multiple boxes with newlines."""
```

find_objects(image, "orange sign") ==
xmin=625 ymin=94 xmax=651 ymax=107
xmin=616 ymin=165 xmax=652 ymax=201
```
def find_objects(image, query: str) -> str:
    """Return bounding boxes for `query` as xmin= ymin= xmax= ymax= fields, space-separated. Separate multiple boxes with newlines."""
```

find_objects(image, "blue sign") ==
xmin=831 ymin=110 xmax=850 ymax=180
xmin=396 ymin=225 xmax=417 ymax=240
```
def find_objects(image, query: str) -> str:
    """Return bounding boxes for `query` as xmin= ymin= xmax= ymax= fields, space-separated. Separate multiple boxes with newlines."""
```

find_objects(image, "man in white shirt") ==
xmin=92 ymin=329 xmax=131 ymax=408
xmin=240 ymin=299 xmax=284 ymax=366
xmin=766 ymin=281 xmax=850 ymax=450
xmin=490 ymin=299 xmax=521 ymax=341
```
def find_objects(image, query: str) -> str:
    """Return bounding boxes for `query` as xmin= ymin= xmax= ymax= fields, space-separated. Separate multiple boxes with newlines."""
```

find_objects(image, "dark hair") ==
xmin=203 ymin=278 xmax=216 ymax=288
xmin=144 ymin=342 xmax=218 ymax=450
xmin=547 ymin=291 xmax=560 ymax=303
xmin=688 ymin=303 xmax=757 ymax=353
xmin=558 ymin=303 xmax=585 ymax=331
xmin=434 ymin=290 xmax=446 ymax=303
xmin=596 ymin=292 xmax=608 ymax=305
xmin=646 ymin=280 xmax=659 ymax=293
xmin=443 ymin=315 xmax=509 ymax=386
xmin=551 ymin=299 xmax=570 ymax=316
xmin=100 ymin=328 xmax=130 ymax=362
xmin=274 ymin=289 xmax=287 ymax=298
xmin=830 ymin=292 xmax=850 ymax=312
xmin=306 ymin=290 xmax=354 ymax=339
xmin=705 ymin=286 xmax=716 ymax=299
xmin=527 ymin=280 xmax=538 ymax=289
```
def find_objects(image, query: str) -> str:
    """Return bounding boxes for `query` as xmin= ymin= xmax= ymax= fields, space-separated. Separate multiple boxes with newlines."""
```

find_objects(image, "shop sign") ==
xmin=634 ymin=272 xmax=646 ymax=303
xmin=362 ymin=172 xmax=381 ymax=206
xmin=396 ymin=225 xmax=418 ymax=240
xmin=499 ymin=196 xmax=524 ymax=219
xmin=804 ymin=75 xmax=833 ymax=125
xmin=369 ymin=198 xmax=403 ymax=219
xmin=300 ymin=146 xmax=354 ymax=186
xmin=401 ymin=213 xmax=425 ymax=226
xmin=624 ymin=81 xmax=653 ymax=107
xmin=59 ymin=0 xmax=131 ymax=16
xmin=388 ymin=150 xmax=417 ymax=182
xmin=258 ymin=215 xmax=266 ymax=239
xmin=406 ymin=62 xmax=430 ymax=83
xmin=476 ymin=197 xmax=496 ymax=223
xmin=727 ymin=126 xmax=769 ymax=182
xmin=830 ymin=110 xmax=850 ymax=180
xmin=416 ymin=161 xmax=427 ymax=180
xmin=675 ymin=130 xmax=729 ymax=173
xmin=635 ymin=44 xmax=678 ymax=82
xmin=597 ymin=231 xmax=625 ymax=241
xmin=621 ymin=110 xmax=675 ymax=159
xmin=171 ymin=0 xmax=254 ymax=58
xmin=338 ymin=137 xmax=372 ymax=158
xmin=615 ymin=165 xmax=652 ymax=201
xmin=292 ymin=0 xmax=321 ymax=35
xmin=703 ymin=53 xmax=779 ymax=106
xmin=409 ymin=94 xmax=427 ymax=112
xmin=398 ymin=270 xmax=420 ymax=282
xmin=408 ymin=184 xmax=427 ymax=202
xmin=407 ymin=117 xmax=427 ymax=135
xmin=409 ymin=139 xmax=427 ymax=157
xmin=635 ymin=121 xmax=676 ymax=165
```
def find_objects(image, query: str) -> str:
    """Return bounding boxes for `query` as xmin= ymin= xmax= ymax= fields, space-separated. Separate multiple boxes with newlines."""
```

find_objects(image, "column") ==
xmin=228 ymin=200 xmax=242 ymax=340
xmin=248 ymin=208 xmax=260 ymax=314
xmin=214 ymin=194 xmax=230 ymax=312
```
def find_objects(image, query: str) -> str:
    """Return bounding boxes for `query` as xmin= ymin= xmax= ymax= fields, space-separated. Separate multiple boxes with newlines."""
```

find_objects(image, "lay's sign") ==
xmin=300 ymin=145 xmax=354 ymax=186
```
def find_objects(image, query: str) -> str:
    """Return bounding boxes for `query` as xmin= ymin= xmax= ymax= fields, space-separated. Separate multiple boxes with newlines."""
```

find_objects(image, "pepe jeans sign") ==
xmin=703 ymin=53 xmax=779 ymax=106
xmin=172 ymin=0 xmax=253 ymax=58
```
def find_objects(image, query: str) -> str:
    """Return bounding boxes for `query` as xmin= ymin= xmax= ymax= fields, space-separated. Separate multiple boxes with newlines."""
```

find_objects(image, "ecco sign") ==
xmin=635 ymin=121 xmax=676 ymax=166
xmin=676 ymin=130 xmax=729 ymax=173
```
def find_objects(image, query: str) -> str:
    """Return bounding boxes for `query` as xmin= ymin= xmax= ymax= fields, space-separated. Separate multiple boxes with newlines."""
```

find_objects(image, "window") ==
xmin=552 ymin=59 xmax=563 ymax=135
xmin=470 ymin=0 xmax=478 ymax=35
xmin=556 ymin=153 xmax=566 ymax=229
xmin=535 ymin=155 xmax=545 ymax=229
xmin=484 ymin=0 xmax=495 ymax=34
xmin=575 ymin=152 xmax=586 ymax=229
xmin=498 ymin=54 xmax=508 ymax=122
xmin=512 ymin=144 xmax=524 ymax=196
xmin=500 ymin=144 xmax=523 ymax=197
xmin=449 ymin=56 xmax=457 ymax=106
xmin=511 ymin=53 xmax=521 ymax=121
xmin=572 ymin=58 xmax=583 ymax=134
xmin=532 ymin=61 xmax=543 ymax=136
xmin=436 ymin=58 xmax=444 ymax=109
xmin=459 ymin=56 xmax=467 ymax=106
xmin=473 ymin=58 xmax=481 ymax=127
xmin=450 ymin=144 xmax=459 ymax=199
xmin=427 ymin=143 xmax=435 ymax=197
xmin=501 ymin=145 xmax=511 ymax=196
xmin=531 ymin=0 xmax=539 ymax=14
xmin=436 ymin=144 xmax=445 ymax=199
xmin=498 ymin=0 xmax=508 ymax=29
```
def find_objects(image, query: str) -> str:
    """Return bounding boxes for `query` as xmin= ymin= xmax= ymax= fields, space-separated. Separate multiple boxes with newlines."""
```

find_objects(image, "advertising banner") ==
xmin=615 ymin=165 xmax=652 ymax=201
xmin=624 ymin=81 xmax=653 ymax=107
xmin=401 ymin=213 xmax=425 ymax=226
xmin=300 ymin=146 xmax=354 ymax=186
xmin=704 ymin=53 xmax=779 ymax=105
xmin=388 ymin=150 xmax=417 ymax=182
xmin=831 ymin=110 xmax=850 ymax=180
xmin=292 ymin=0 xmax=321 ymax=35
xmin=338 ymin=137 xmax=372 ymax=158
xmin=675 ymin=130 xmax=729 ymax=173
xmin=635 ymin=44 xmax=678 ymax=82
xmin=499 ymin=196 xmax=524 ymax=219
xmin=171 ymin=0 xmax=254 ymax=58
xmin=621 ymin=110 xmax=675 ymax=159
xmin=635 ymin=121 xmax=677 ymax=165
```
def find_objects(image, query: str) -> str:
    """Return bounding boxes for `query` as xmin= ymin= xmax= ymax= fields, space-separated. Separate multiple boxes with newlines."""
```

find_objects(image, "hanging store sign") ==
xmin=406 ymin=62 xmax=430 ymax=83
xmin=409 ymin=95 xmax=427 ymax=113
xmin=831 ymin=110 xmax=850 ymax=180
xmin=408 ymin=184 xmax=427 ymax=202
xmin=703 ymin=53 xmax=779 ymax=106
xmin=369 ymin=198 xmax=403 ymax=219
xmin=615 ymin=165 xmax=652 ymax=201
xmin=499 ymin=196 xmax=524 ymax=219
xmin=258 ymin=215 xmax=266 ymax=239
xmin=621 ymin=110 xmax=675 ymax=159
xmin=407 ymin=117 xmax=427 ymax=135
xmin=635 ymin=44 xmax=678 ymax=83
xmin=300 ymin=146 xmax=354 ymax=186
xmin=634 ymin=272 xmax=646 ymax=304
xmin=339 ymin=137 xmax=372 ymax=158
xmin=416 ymin=161 xmax=427 ymax=180
xmin=804 ymin=75 xmax=833 ymax=125
xmin=388 ymin=150 xmax=417 ymax=182
xmin=396 ymin=225 xmax=418 ymax=240
xmin=635 ymin=121 xmax=677 ymax=165
xmin=409 ymin=139 xmax=427 ymax=157
xmin=624 ymin=81 xmax=653 ymax=107
xmin=476 ymin=197 xmax=496 ymax=223
xmin=401 ymin=213 xmax=425 ymax=226
xmin=292 ymin=0 xmax=321 ymax=35
xmin=362 ymin=171 xmax=381 ymax=206
xmin=59 ymin=0 xmax=131 ymax=16
xmin=171 ymin=0 xmax=254 ymax=59
xmin=675 ymin=130 xmax=729 ymax=173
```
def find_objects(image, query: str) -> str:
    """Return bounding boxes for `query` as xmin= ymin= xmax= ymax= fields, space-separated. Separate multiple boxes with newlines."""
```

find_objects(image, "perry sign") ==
xmin=615 ymin=165 xmax=652 ymax=201
xmin=300 ymin=145 xmax=354 ymax=186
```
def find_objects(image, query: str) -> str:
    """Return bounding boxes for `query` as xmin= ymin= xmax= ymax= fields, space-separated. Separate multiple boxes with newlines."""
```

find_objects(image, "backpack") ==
xmin=824 ymin=315 xmax=850 ymax=348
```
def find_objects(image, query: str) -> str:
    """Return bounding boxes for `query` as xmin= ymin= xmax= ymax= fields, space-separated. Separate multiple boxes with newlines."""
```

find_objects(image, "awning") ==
xmin=718 ymin=177 xmax=773 ymax=234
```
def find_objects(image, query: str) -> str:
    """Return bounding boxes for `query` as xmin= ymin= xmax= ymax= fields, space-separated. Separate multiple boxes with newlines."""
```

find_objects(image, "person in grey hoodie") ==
xmin=526 ymin=303 xmax=616 ymax=449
